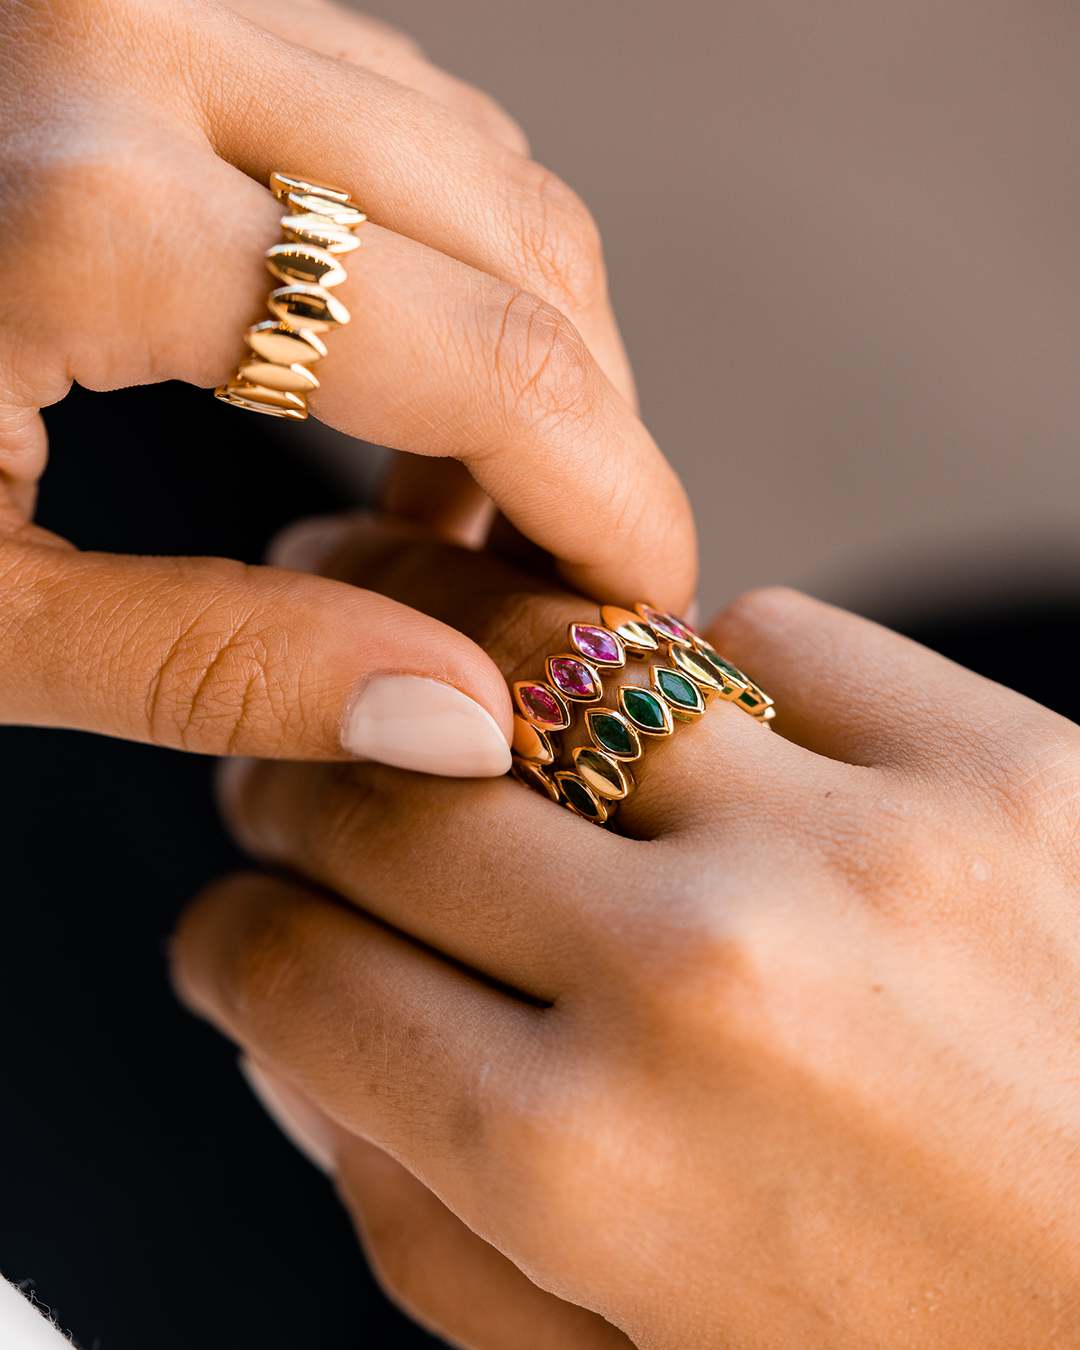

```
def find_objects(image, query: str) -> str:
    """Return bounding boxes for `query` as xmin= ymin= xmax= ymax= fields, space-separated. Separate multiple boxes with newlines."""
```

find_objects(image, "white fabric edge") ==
xmin=0 ymin=1276 xmax=73 ymax=1348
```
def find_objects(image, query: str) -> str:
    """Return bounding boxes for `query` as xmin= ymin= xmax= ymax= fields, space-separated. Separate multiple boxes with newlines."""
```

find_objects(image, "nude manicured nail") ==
xmin=341 ymin=675 xmax=512 ymax=777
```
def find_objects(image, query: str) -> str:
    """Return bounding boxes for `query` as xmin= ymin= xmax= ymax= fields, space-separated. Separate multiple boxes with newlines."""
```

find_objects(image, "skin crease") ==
xmin=0 ymin=0 xmax=694 ymax=760
xmin=174 ymin=518 xmax=1080 ymax=1350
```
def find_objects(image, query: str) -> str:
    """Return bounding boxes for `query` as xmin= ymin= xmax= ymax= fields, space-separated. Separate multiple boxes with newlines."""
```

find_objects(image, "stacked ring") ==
xmin=509 ymin=602 xmax=775 ymax=825
xmin=215 ymin=171 xmax=366 ymax=420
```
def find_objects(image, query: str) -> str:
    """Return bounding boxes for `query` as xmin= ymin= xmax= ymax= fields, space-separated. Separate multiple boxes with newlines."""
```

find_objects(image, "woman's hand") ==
xmin=0 ymin=0 xmax=694 ymax=769
xmin=174 ymin=518 xmax=1080 ymax=1349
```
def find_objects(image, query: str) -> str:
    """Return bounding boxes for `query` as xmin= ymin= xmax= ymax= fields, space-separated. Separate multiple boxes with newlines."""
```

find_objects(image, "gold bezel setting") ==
xmin=572 ymin=747 xmax=635 ymax=800
xmin=216 ymin=171 xmax=366 ymax=420
xmin=506 ymin=603 xmax=776 ymax=824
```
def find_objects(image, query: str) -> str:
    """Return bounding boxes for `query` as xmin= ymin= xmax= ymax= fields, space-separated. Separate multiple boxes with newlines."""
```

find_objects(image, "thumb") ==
xmin=0 ymin=518 xmax=512 ymax=774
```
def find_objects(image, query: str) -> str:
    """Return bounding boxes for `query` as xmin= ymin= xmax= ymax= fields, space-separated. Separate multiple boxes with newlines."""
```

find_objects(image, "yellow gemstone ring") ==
xmin=510 ymin=602 xmax=775 ymax=825
xmin=215 ymin=172 xmax=366 ymax=420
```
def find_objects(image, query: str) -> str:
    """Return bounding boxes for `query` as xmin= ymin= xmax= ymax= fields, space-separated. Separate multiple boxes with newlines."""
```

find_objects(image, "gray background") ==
xmin=346 ymin=0 xmax=1080 ymax=620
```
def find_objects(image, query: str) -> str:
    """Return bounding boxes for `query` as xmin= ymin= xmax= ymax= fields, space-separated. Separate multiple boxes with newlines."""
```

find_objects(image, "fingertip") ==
xmin=265 ymin=510 xmax=367 ymax=574
xmin=340 ymin=674 xmax=512 ymax=777
xmin=171 ymin=869 xmax=285 ymax=999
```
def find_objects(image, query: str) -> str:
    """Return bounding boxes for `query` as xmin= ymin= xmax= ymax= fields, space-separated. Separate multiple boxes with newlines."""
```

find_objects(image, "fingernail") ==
xmin=265 ymin=511 xmax=364 ymax=574
xmin=341 ymin=674 xmax=512 ymax=777
xmin=240 ymin=1057 xmax=339 ymax=1176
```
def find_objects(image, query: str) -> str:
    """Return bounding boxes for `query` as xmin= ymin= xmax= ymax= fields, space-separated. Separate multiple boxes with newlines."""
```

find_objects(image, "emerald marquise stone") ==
xmin=656 ymin=668 xmax=703 ymax=711
xmin=588 ymin=711 xmax=636 ymax=757
xmin=700 ymin=647 xmax=745 ymax=684
xmin=560 ymin=775 xmax=602 ymax=818
xmin=621 ymin=686 xmax=668 ymax=731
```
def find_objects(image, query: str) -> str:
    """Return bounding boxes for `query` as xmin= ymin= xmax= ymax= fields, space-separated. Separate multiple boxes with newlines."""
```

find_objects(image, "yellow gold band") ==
xmin=510 ymin=602 xmax=775 ymax=825
xmin=215 ymin=172 xmax=367 ymax=420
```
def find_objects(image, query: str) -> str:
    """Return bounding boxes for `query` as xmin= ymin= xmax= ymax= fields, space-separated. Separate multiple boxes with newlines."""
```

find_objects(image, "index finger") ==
xmin=249 ymin=216 xmax=696 ymax=610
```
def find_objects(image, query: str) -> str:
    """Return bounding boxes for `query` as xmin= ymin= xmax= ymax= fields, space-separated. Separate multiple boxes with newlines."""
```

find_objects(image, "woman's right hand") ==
xmin=0 ymin=0 xmax=694 ymax=771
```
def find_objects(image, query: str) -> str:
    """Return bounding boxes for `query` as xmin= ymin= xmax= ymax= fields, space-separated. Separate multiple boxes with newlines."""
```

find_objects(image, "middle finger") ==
xmin=277 ymin=222 xmax=694 ymax=609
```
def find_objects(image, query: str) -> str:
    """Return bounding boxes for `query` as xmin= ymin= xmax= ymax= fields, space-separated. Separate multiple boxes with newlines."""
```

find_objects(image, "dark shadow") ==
xmin=0 ymin=382 xmax=445 ymax=1350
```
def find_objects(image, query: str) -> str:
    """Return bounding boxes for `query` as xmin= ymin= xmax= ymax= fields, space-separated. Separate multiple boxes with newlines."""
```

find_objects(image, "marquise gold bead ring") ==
xmin=509 ymin=602 xmax=775 ymax=825
xmin=215 ymin=172 xmax=366 ymax=420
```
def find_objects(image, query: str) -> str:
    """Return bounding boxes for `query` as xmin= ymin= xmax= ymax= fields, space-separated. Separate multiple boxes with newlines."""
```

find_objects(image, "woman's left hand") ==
xmin=173 ymin=518 xmax=1080 ymax=1350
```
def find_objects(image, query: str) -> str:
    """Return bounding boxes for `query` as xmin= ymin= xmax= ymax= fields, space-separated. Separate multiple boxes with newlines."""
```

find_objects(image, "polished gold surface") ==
xmin=267 ymin=285 xmax=350 ymax=330
xmin=214 ymin=379 xmax=307 ymax=419
xmin=283 ymin=191 xmax=367 ymax=226
xmin=634 ymin=601 xmax=695 ymax=648
xmin=736 ymin=680 xmax=776 ymax=719
xmin=573 ymin=747 xmax=635 ymax=800
xmin=599 ymin=605 xmax=659 ymax=652
xmin=237 ymin=359 xmax=320 ymax=393
xmin=511 ymin=757 xmax=560 ymax=801
xmin=670 ymin=642 xmax=725 ymax=696
xmin=244 ymin=321 xmax=327 ymax=365
xmin=511 ymin=715 xmax=557 ymax=764
xmin=222 ymin=377 xmax=306 ymax=410
xmin=269 ymin=172 xmax=353 ymax=204
xmin=281 ymin=213 xmax=363 ymax=254
xmin=265 ymin=243 xmax=348 ymax=289
xmin=219 ymin=173 xmax=365 ymax=424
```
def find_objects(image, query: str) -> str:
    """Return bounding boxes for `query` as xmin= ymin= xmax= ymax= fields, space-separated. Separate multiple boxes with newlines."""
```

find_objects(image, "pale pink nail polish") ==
xmin=341 ymin=675 xmax=511 ymax=777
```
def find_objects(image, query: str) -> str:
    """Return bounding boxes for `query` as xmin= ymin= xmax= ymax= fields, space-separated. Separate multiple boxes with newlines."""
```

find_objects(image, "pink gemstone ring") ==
xmin=509 ymin=601 xmax=776 ymax=825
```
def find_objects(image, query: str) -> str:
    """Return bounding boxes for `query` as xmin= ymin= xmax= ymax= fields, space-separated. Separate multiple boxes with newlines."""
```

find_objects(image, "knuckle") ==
xmin=488 ymin=289 xmax=592 ymax=427
xmin=227 ymin=883 xmax=314 ymax=1020
xmin=299 ymin=761 xmax=383 ymax=866
xmin=716 ymin=586 xmax=809 ymax=640
xmin=449 ymin=82 xmax=529 ymax=154
xmin=144 ymin=563 xmax=291 ymax=754
xmin=513 ymin=166 xmax=606 ymax=319
xmin=970 ymin=711 xmax=1080 ymax=847
xmin=468 ymin=591 xmax=587 ymax=684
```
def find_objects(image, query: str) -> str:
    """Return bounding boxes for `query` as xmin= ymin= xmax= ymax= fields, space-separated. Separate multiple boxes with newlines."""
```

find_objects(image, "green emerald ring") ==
xmin=509 ymin=602 xmax=775 ymax=826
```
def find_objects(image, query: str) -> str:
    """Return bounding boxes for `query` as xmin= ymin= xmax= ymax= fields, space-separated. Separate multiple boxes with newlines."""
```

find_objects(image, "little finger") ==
xmin=243 ymin=1062 xmax=632 ymax=1349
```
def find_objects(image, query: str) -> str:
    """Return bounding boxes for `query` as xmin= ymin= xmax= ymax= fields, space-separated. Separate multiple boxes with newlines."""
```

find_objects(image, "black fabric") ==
xmin=1 ymin=380 xmax=1076 ymax=1349
xmin=0 ymin=383 xmax=445 ymax=1350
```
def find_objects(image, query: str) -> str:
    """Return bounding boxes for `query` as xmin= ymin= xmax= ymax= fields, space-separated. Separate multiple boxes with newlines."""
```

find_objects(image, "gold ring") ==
xmin=509 ymin=602 xmax=775 ymax=825
xmin=215 ymin=171 xmax=367 ymax=420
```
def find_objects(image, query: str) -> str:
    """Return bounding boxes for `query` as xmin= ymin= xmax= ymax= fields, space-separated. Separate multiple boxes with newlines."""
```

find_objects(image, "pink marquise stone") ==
xmin=570 ymin=624 xmax=623 ymax=665
xmin=641 ymin=604 xmax=694 ymax=643
xmin=549 ymin=657 xmax=599 ymax=699
xmin=517 ymin=683 xmax=566 ymax=727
